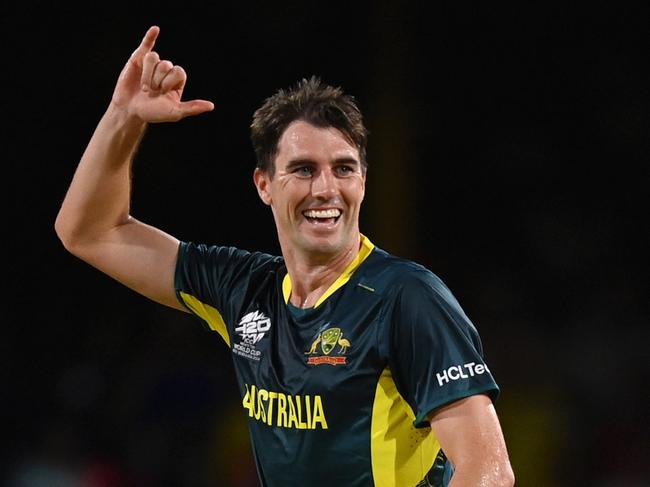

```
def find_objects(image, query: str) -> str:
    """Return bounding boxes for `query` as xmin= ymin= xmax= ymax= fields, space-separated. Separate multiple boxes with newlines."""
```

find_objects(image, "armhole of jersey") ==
xmin=178 ymin=291 xmax=231 ymax=347
xmin=414 ymin=385 xmax=500 ymax=428
xmin=370 ymin=367 xmax=440 ymax=487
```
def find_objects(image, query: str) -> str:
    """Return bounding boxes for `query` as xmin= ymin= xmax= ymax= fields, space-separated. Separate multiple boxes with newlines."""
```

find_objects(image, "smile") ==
xmin=302 ymin=208 xmax=342 ymax=224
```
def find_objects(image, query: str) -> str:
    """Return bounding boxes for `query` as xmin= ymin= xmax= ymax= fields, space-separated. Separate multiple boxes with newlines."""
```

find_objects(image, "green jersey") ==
xmin=175 ymin=235 xmax=499 ymax=487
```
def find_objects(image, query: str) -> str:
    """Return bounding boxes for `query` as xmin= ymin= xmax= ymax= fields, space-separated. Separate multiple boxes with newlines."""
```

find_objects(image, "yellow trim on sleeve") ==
xmin=179 ymin=291 xmax=231 ymax=347
xmin=370 ymin=367 xmax=439 ymax=487
xmin=282 ymin=234 xmax=375 ymax=308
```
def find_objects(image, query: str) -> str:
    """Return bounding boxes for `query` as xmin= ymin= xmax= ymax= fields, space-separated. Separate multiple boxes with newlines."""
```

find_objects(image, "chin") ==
xmin=300 ymin=234 xmax=346 ymax=257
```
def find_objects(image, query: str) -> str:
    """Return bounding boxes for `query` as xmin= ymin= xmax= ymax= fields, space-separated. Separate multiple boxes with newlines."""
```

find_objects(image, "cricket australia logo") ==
xmin=233 ymin=310 xmax=271 ymax=361
xmin=305 ymin=327 xmax=351 ymax=366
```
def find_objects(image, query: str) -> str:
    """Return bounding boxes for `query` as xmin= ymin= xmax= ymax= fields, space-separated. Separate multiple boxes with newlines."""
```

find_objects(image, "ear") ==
xmin=253 ymin=168 xmax=272 ymax=206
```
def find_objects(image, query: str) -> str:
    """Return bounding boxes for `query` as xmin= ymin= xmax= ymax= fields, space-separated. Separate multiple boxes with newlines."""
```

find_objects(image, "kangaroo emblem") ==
xmin=305 ymin=327 xmax=352 ymax=366
xmin=305 ymin=334 xmax=322 ymax=355
xmin=305 ymin=327 xmax=351 ymax=356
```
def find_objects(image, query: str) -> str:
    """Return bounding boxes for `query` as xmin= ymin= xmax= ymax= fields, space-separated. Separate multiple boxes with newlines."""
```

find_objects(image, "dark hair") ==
xmin=250 ymin=76 xmax=368 ymax=177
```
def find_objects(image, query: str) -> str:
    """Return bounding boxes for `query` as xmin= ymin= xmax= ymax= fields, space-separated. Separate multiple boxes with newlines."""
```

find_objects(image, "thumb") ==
xmin=177 ymin=99 xmax=215 ymax=119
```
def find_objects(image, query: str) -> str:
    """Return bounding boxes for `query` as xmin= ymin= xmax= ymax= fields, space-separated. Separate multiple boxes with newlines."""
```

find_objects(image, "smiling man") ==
xmin=55 ymin=26 xmax=514 ymax=487
xmin=253 ymin=117 xmax=368 ymax=307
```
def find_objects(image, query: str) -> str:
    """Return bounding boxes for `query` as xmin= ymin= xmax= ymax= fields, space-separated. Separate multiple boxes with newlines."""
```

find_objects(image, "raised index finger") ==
xmin=129 ymin=25 xmax=160 ymax=62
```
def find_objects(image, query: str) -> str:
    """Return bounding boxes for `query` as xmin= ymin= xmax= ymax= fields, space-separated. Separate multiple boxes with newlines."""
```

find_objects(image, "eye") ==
xmin=294 ymin=166 xmax=314 ymax=177
xmin=335 ymin=165 xmax=354 ymax=176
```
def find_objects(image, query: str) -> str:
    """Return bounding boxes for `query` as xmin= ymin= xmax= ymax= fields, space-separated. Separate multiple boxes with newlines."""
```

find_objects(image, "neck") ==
xmin=283 ymin=235 xmax=361 ymax=308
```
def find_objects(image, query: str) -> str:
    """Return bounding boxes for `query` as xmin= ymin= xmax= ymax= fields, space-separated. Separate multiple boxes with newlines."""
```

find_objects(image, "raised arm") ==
xmin=54 ymin=26 xmax=214 ymax=311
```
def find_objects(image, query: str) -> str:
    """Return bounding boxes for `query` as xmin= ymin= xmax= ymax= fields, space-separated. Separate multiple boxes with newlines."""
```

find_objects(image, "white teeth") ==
xmin=303 ymin=209 xmax=341 ymax=219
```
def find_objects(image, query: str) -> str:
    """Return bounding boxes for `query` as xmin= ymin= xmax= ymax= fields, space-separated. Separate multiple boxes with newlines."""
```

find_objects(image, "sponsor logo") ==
xmin=233 ymin=310 xmax=270 ymax=361
xmin=305 ymin=326 xmax=351 ymax=366
xmin=436 ymin=362 xmax=490 ymax=387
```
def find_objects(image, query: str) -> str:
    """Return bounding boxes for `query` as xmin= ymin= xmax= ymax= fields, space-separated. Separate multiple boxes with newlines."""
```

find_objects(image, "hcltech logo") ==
xmin=305 ymin=327 xmax=351 ymax=365
xmin=436 ymin=362 xmax=490 ymax=387
xmin=233 ymin=310 xmax=271 ymax=361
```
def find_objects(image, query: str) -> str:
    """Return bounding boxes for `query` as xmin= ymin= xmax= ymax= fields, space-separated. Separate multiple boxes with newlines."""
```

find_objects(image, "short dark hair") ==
xmin=250 ymin=76 xmax=368 ymax=177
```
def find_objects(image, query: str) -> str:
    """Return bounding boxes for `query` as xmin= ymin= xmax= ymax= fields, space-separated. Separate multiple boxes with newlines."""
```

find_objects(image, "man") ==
xmin=55 ymin=26 xmax=515 ymax=487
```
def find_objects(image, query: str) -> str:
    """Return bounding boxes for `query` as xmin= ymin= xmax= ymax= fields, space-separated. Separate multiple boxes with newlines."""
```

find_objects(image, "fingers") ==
xmin=159 ymin=65 xmax=186 ymax=93
xmin=152 ymin=60 xmax=175 ymax=90
xmin=139 ymin=57 xmax=215 ymax=120
xmin=124 ymin=25 xmax=215 ymax=121
xmin=141 ymin=51 xmax=159 ymax=91
xmin=142 ymin=56 xmax=184 ymax=93
xmin=129 ymin=25 xmax=160 ymax=62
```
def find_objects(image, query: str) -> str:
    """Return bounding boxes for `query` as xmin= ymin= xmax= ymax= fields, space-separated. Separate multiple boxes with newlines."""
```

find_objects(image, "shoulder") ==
xmin=179 ymin=241 xmax=284 ymax=269
xmin=361 ymin=246 xmax=453 ymax=301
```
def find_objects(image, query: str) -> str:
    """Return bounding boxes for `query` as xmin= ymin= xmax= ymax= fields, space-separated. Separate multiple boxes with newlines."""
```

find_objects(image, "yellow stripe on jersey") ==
xmin=282 ymin=234 xmax=376 ymax=308
xmin=371 ymin=367 xmax=439 ymax=487
xmin=179 ymin=291 xmax=231 ymax=347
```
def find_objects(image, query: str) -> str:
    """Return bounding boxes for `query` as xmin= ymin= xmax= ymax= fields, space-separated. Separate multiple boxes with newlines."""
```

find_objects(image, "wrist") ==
xmin=105 ymin=102 xmax=148 ymax=132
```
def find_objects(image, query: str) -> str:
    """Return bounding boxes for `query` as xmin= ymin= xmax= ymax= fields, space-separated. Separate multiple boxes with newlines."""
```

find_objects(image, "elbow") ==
xmin=54 ymin=213 xmax=70 ymax=248
xmin=498 ymin=462 xmax=516 ymax=487
xmin=54 ymin=211 xmax=85 ymax=255
xmin=54 ymin=212 xmax=74 ymax=251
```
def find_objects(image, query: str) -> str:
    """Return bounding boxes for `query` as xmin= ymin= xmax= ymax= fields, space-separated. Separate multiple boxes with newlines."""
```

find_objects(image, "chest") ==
xmin=229 ymin=287 xmax=387 ymax=397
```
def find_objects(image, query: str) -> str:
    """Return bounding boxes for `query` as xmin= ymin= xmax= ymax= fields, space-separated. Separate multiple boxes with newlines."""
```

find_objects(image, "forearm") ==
xmin=448 ymin=459 xmax=515 ymax=487
xmin=55 ymin=104 xmax=146 ymax=249
xmin=53 ymin=26 xmax=211 ymax=310
xmin=430 ymin=396 xmax=515 ymax=487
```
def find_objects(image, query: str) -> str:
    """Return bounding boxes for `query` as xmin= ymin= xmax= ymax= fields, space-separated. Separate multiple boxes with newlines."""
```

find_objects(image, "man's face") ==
xmin=254 ymin=120 xmax=366 ymax=260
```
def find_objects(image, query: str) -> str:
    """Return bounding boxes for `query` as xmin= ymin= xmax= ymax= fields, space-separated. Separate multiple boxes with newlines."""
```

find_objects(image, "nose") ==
xmin=311 ymin=169 xmax=338 ymax=200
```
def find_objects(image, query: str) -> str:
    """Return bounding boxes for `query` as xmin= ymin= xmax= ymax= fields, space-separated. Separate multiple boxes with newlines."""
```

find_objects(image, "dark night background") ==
xmin=2 ymin=2 xmax=648 ymax=486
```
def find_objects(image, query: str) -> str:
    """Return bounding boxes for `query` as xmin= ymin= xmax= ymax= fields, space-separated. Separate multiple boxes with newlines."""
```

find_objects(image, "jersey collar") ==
xmin=282 ymin=234 xmax=375 ymax=309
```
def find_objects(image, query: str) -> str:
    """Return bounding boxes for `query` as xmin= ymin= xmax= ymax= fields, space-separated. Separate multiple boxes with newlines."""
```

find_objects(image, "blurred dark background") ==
xmin=2 ymin=2 xmax=648 ymax=486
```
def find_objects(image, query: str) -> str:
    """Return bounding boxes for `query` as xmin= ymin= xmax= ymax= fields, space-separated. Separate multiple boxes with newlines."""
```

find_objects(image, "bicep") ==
xmin=70 ymin=217 xmax=186 ymax=311
xmin=429 ymin=395 xmax=514 ymax=485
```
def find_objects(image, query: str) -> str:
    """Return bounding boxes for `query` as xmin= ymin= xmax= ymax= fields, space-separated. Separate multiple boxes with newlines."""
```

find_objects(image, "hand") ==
xmin=111 ymin=26 xmax=214 ymax=123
